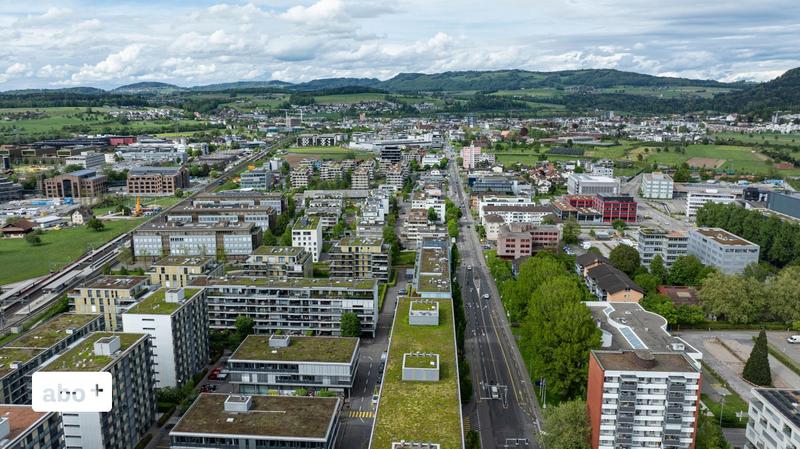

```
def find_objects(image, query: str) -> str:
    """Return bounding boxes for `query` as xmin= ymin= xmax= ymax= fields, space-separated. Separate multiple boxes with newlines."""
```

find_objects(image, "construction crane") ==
xmin=133 ymin=196 xmax=143 ymax=217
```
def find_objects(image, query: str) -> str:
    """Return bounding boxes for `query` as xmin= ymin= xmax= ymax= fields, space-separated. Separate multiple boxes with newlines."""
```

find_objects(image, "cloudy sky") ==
xmin=0 ymin=0 xmax=798 ymax=90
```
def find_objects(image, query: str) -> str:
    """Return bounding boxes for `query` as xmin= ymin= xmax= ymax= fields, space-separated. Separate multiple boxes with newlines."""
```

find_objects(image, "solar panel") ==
xmin=619 ymin=326 xmax=647 ymax=350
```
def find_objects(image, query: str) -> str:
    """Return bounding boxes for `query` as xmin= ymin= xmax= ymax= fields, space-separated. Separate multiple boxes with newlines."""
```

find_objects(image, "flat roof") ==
xmin=195 ymin=276 xmax=376 ymax=291
xmin=252 ymin=246 xmax=304 ymax=256
xmin=230 ymin=336 xmax=358 ymax=363
xmin=172 ymin=394 xmax=339 ymax=440
xmin=84 ymin=275 xmax=148 ymax=290
xmin=6 ymin=314 xmax=99 ymax=349
xmin=153 ymin=256 xmax=212 ymax=267
xmin=693 ymin=227 xmax=757 ymax=246
xmin=0 ymin=405 xmax=50 ymax=443
xmin=293 ymin=216 xmax=320 ymax=231
xmin=335 ymin=236 xmax=385 ymax=247
xmin=755 ymin=389 xmax=800 ymax=429
xmin=0 ymin=348 xmax=45 ymax=377
xmin=126 ymin=288 xmax=201 ymax=315
xmin=41 ymin=332 xmax=146 ymax=372
xmin=592 ymin=350 xmax=698 ymax=373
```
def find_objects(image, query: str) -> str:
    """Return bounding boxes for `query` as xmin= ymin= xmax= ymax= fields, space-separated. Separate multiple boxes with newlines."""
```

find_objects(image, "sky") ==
xmin=0 ymin=0 xmax=798 ymax=90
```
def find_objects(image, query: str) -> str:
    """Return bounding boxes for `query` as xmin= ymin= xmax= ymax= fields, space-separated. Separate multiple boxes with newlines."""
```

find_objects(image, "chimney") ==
xmin=94 ymin=336 xmax=121 ymax=356
xmin=165 ymin=288 xmax=185 ymax=303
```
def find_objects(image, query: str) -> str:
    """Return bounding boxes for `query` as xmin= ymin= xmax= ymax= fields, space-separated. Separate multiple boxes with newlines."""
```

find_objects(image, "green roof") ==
xmin=403 ymin=354 xmax=439 ymax=369
xmin=42 ymin=333 xmax=146 ymax=372
xmin=293 ymin=216 xmax=320 ymax=231
xmin=7 ymin=314 xmax=100 ymax=349
xmin=154 ymin=256 xmax=212 ymax=267
xmin=231 ymin=336 xmax=358 ymax=363
xmin=252 ymin=246 xmax=304 ymax=256
xmin=0 ymin=348 xmax=44 ymax=377
xmin=372 ymin=298 xmax=461 ymax=449
xmin=126 ymin=288 xmax=201 ymax=315
xmin=418 ymin=275 xmax=451 ymax=293
xmin=410 ymin=301 xmax=437 ymax=312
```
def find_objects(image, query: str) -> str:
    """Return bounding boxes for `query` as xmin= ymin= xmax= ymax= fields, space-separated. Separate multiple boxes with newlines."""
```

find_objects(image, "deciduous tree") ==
xmin=340 ymin=312 xmax=361 ymax=337
xmin=609 ymin=244 xmax=640 ymax=276
xmin=540 ymin=399 xmax=591 ymax=449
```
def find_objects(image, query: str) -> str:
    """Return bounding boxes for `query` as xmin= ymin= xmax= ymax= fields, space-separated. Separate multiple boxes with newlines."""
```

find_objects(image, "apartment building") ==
xmin=685 ymin=189 xmax=737 ymax=218
xmin=0 ymin=406 xmax=64 ymax=449
xmin=170 ymin=394 xmax=340 ymax=449
xmin=226 ymin=335 xmax=359 ymax=394
xmin=637 ymin=229 xmax=688 ymax=268
xmin=687 ymin=227 xmax=760 ymax=274
xmin=386 ymin=163 xmax=408 ymax=189
xmin=73 ymin=275 xmax=151 ymax=331
xmin=149 ymin=256 xmax=222 ymax=288
xmin=241 ymin=246 xmax=313 ymax=277
xmin=122 ymin=288 xmax=209 ymax=388
xmin=239 ymin=168 xmax=274 ymax=190
xmin=576 ymin=254 xmax=644 ymax=302
xmin=197 ymin=277 xmax=379 ymax=336
xmin=193 ymin=191 xmax=284 ymax=214
xmin=496 ymin=223 xmax=561 ymax=259
xmin=411 ymin=191 xmax=446 ymax=224
xmin=166 ymin=201 xmax=276 ymax=231
xmin=351 ymin=166 xmax=371 ymax=189
xmin=64 ymin=151 xmax=105 ymax=169
xmin=594 ymin=194 xmax=638 ymax=223
xmin=477 ymin=196 xmax=535 ymax=219
xmin=414 ymin=239 xmax=451 ymax=299
xmin=745 ymin=389 xmax=800 ymax=449
xmin=126 ymin=166 xmax=189 ymax=196
xmin=0 ymin=314 xmax=102 ymax=404
xmin=43 ymin=169 xmax=107 ymax=200
xmin=292 ymin=216 xmax=323 ymax=262
xmin=402 ymin=208 xmax=448 ymax=242
xmin=291 ymin=168 xmax=310 ymax=189
xmin=42 ymin=333 xmax=156 ymax=449
xmin=307 ymin=198 xmax=343 ymax=230
xmin=132 ymin=221 xmax=263 ymax=260
xmin=460 ymin=145 xmax=481 ymax=169
xmin=329 ymin=237 xmax=390 ymax=281
xmin=641 ymin=172 xmax=674 ymax=199
xmin=481 ymin=204 xmax=554 ymax=227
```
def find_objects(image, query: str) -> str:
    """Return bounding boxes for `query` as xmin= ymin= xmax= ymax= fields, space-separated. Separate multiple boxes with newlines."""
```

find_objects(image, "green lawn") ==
xmin=714 ymin=131 xmax=800 ymax=146
xmin=0 ymin=218 xmax=146 ymax=284
xmin=629 ymin=144 xmax=800 ymax=175
xmin=313 ymin=93 xmax=388 ymax=104
xmin=372 ymin=297 xmax=462 ymax=449
xmin=395 ymin=251 xmax=417 ymax=267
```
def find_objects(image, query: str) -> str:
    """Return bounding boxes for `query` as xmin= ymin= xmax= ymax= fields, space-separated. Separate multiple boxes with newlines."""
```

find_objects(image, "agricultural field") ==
xmin=713 ymin=131 xmax=800 ymax=146
xmin=594 ymin=85 xmax=736 ymax=98
xmin=492 ymin=88 xmax=565 ymax=98
xmin=312 ymin=92 xmax=388 ymax=104
xmin=284 ymin=146 xmax=373 ymax=165
xmin=626 ymin=143 xmax=800 ymax=175
xmin=221 ymin=94 xmax=289 ymax=110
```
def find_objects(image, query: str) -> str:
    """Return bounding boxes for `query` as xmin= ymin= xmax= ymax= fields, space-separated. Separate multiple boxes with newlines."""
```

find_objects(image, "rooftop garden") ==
xmin=231 ymin=336 xmax=357 ymax=363
xmin=403 ymin=353 xmax=439 ymax=369
xmin=410 ymin=301 xmax=438 ymax=312
xmin=42 ymin=332 xmax=145 ymax=372
xmin=126 ymin=288 xmax=201 ymax=315
xmin=7 ymin=314 xmax=99 ymax=348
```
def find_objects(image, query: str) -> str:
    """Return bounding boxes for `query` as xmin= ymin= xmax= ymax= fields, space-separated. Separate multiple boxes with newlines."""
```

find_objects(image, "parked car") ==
xmin=372 ymin=394 xmax=380 ymax=406
xmin=788 ymin=335 xmax=800 ymax=344
xmin=482 ymin=294 xmax=490 ymax=300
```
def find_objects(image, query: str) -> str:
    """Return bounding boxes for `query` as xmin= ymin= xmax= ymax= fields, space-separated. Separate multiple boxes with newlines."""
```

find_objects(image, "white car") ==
xmin=787 ymin=335 xmax=800 ymax=344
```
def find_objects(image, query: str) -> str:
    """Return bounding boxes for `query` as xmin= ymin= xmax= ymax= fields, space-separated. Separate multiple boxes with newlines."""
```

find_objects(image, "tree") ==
xmin=540 ymin=399 xmax=591 ymax=449
xmin=699 ymin=272 xmax=765 ymax=324
xmin=562 ymin=218 xmax=580 ymax=245
xmin=695 ymin=414 xmax=731 ymax=449
xmin=608 ymin=244 xmax=640 ymax=276
xmin=427 ymin=207 xmax=439 ymax=222
xmin=262 ymin=228 xmax=277 ymax=246
xmin=742 ymin=330 xmax=772 ymax=386
xmin=174 ymin=188 xmax=184 ymax=198
xmin=25 ymin=233 xmax=42 ymax=246
xmin=634 ymin=273 xmax=660 ymax=294
xmin=340 ymin=312 xmax=361 ymax=337
xmin=448 ymin=220 xmax=459 ymax=238
xmin=668 ymin=256 xmax=713 ymax=286
xmin=86 ymin=218 xmax=105 ymax=232
xmin=279 ymin=228 xmax=293 ymax=246
xmin=234 ymin=316 xmax=254 ymax=339
xmin=649 ymin=255 xmax=668 ymax=283
xmin=611 ymin=219 xmax=627 ymax=233
xmin=766 ymin=266 xmax=800 ymax=323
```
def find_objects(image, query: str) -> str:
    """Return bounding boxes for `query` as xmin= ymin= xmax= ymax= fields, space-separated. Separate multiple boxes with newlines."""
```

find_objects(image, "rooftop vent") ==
xmin=224 ymin=395 xmax=252 ymax=413
xmin=94 ymin=336 xmax=121 ymax=356
xmin=269 ymin=334 xmax=290 ymax=348
xmin=165 ymin=288 xmax=185 ymax=303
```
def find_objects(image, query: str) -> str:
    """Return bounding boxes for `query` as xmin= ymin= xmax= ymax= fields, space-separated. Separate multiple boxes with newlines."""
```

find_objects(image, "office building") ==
xmin=132 ymin=221 xmax=262 ymax=260
xmin=73 ymin=276 xmax=151 ymax=331
xmin=593 ymin=194 xmax=638 ymax=223
xmin=0 ymin=314 xmax=102 ymax=404
xmin=292 ymin=216 xmax=323 ymax=262
xmin=685 ymin=189 xmax=737 ymax=218
xmin=0 ymin=406 xmax=64 ymax=449
xmin=637 ymin=229 xmax=688 ymax=268
xmin=239 ymin=168 xmax=274 ymax=190
xmin=227 ymin=335 xmax=359 ymax=394
xmin=166 ymin=199 xmax=276 ymax=231
xmin=64 ymin=151 xmax=105 ymax=169
xmin=193 ymin=191 xmax=283 ymax=214
xmin=42 ymin=333 xmax=156 ymax=449
xmin=329 ymin=237 xmax=390 ymax=281
xmin=43 ymin=169 xmax=107 ymax=200
xmin=0 ymin=175 xmax=22 ymax=202
xmin=170 ymin=394 xmax=340 ymax=449
xmin=241 ymin=246 xmax=313 ymax=278
xmin=126 ymin=166 xmax=189 ymax=196
xmin=552 ymin=198 xmax=603 ymax=223
xmin=567 ymin=174 xmax=620 ymax=195
xmin=198 ymin=277 xmax=379 ymax=336
xmin=149 ymin=256 xmax=222 ymax=288
xmin=745 ymin=389 xmax=800 ymax=449
xmin=687 ymin=227 xmax=760 ymax=274
xmin=122 ymin=288 xmax=209 ymax=388
xmin=380 ymin=145 xmax=403 ymax=164
xmin=767 ymin=191 xmax=800 ymax=220
xmin=641 ymin=172 xmax=674 ymax=199
xmin=496 ymin=223 xmax=561 ymax=259
xmin=115 ymin=143 xmax=187 ymax=164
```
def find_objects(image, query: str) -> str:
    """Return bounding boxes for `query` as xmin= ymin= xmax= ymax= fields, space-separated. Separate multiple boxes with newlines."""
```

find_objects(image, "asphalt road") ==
xmin=449 ymin=161 xmax=541 ymax=449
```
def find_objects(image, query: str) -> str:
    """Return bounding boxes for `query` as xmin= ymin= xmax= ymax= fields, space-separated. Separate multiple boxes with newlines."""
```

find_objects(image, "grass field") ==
xmin=629 ymin=144 xmax=800 ymax=175
xmin=713 ymin=131 xmax=800 ymax=145
xmin=0 ymin=218 xmax=146 ymax=284
xmin=372 ymin=297 xmax=462 ymax=449
xmin=313 ymin=93 xmax=388 ymax=104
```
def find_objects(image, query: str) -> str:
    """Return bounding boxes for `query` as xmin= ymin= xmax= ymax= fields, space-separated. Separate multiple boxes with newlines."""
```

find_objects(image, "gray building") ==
xmin=226 ymin=335 xmax=359 ymax=394
xmin=132 ymin=221 xmax=263 ymax=260
xmin=767 ymin=191 xmax=800 ymax=220
xmin=745 ymin=388 xmax=800 ymax=449
xmin=0 ymin=175 xmax=23 ymax=202
xmin=567 ymin=174 xmax=620 ymax=195
xmin=687 ymin=227 xmax=760 ymax=274
xmin=637 ymin=228 xmax=688 ymax=268
xmin=409 ymin=301 xmax=439 ymax=326
xmin=193 ymin=191 xmax=284 ymax=214
xmin=0 ymin=406 xmax=64 ymax=449
xmin=239 ymin=168 xmax=274 ymax=190
xmin=240 ymin=246 xmax=313 ymax=278
xmin=401 ymin=353 xmax=440 ymax=382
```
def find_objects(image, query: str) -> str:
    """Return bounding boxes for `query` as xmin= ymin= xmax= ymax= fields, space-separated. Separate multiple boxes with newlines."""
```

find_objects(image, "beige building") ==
xmin=329 ymin=237 xmax=390 ymax=281
xmin=73 ymin=275 xmax=151 ymax=331
xmin=149 ymin=256 xmax=222 ymax=288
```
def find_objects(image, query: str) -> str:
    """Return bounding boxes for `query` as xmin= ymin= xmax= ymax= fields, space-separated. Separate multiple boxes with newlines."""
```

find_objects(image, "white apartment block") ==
xmin=411 ymin=192 xmax=446 ymax=224
xmin=292 ymin=216 xmax=323 ymax=262
xmin=480 ymin=204 xmax=553 ymax=226
xmin=685 ymin=189 xmax=737 ymax=218
xmin=745 ymin=388 xmax=800 ymax=449
xmin=477 ymin=196 xmax=535 ymax=220
xmin=641 ymin=172 xmax=674 ymax=199
xmin=290 ymin=168 xmax=310 ymax=189
xmin=687 ymin=227 xmax=760 ymax=274
xmin=637 ymin=228 xmax=688 ymax=268
xmin=351 ymin=167 xmax=371 ymax=189
xmin=122 ymin=288 xmax=209 ymax=388
xmin=567 ymin=174 xmax=620 ymax=195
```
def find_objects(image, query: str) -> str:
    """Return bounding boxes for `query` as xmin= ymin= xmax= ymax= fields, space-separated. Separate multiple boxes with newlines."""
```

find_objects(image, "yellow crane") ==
xmin=133 ymin=196 xmax=142 ymax=217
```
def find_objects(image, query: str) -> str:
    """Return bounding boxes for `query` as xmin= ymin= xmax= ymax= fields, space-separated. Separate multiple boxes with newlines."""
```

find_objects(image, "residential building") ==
xmin=0 ymin=406 xmax=64 ymax=449
xmin=241 ymin=246 xmax=313 ymax=277
xmin=421 ymin=154 xmax=443 ymax=168
xmin=477 ymin=196 xmax=535 ymax=219
xmin=460 ymin=145 xmax=481 ymax=169
xmin=42 ymin=333 xmax=156 ymax=449
xmin=576 ymin=254 xmax=643 ymax=302
xmin=590 ymin=162 xmax=614 ymax=177
xmin=385 ymin=163 xmax=408 ymax=189
xmin=380 ymin=145 xmax=403 ymax=164
xmin=411 ymin=191 xmax=446 ymax=224
xmin=226 ymin=335 xmax=359 ymax=394
xmin=496 ymin=223 xmax=561 ymax=258
xmin=73 ymin=275 xmax=151 ymax=331
xmin=290 ymin=168 xmax=310 ymax=189
xmin=149 ymin=256 xmax=222 ymax=288
xmin=468 ymin=174 xmax=516 ymax=194
xmin=414 ymin=239 xmax=451 ymax=299
xmin=687 ymin=227 xmax=760 ymax=274
xmin=745 ymin=389 xmax=800 ymax=449
xmin=297 ymin=134 xmax=341 ymax=147
xmin=126 ymin=166 xmax=189 ymax=196
xmin=292 ymin=216 xmax=323 ymax=262
xmin=593 ymin=194 xmax=638 ymax=223
xmin=122 ymin=287 xmax=209 ymax=388
xmin=193 ymin=191 xmax=283 ymax=214
xmin=685 ymin=189 xmax=737 ymax=218
xmin=166 ymin=199 xmax=276 ymax=231
xmin=170 ymin=394 xmax=340 ymax=449
xmin=239 ymin=168 xmax=274 ymax=190
xmin=196 ymin=277 xmax=379 ymax=336
xmin=641 ymin=172 xmax=674 ymax=199
xmin=307 ymin=198 xmax=343 ymax=230
xmin=132 ymin=221 xmax=263 ymax=260
xmin=351 ymin=167 xmax=371 ymax=189
xmin=567 ymin=174 xmax=620 ymax=195
xmin=402 ymin=208 xmax=448 ymax=242
xmin=69 ymin=207 xmax=94 ymax=225
xmin=638 ymin=228 xmax=688 ymax=268
xmin=587 ymin=349 xmax=701 ymax=449
xmin=484 ymin=214 xmax=506 ymax=241
xmin=64 ymin=151 xmax=105 ymax=169
xmin=0 ymin=314 xmax=102 ymax=404
xmin=481 ymin=204 xmax=554 ymax=226
xmin=43 ymin=169 xmax=107 ymax=200
xmin=0 ymin=175 xmax=22 ymax=202
xmin=329 ymin=237 xmax=390 ymax=282
xmin=0 ymin=219 xmax=34 ymax=238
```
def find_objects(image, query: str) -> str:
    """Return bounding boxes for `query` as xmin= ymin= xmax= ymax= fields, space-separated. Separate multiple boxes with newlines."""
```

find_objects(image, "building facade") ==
xmin=685 ymin=190 xmax=737 ymax=218
xmin=126 ymin=166 xmax=189 ymax=196
xmin=594 ymin=195 xmax=638 ymax=223
xmin=43 ymin=169 xmax=107 ymax=200
xmin=241 ymin=246 xmax=313 ymax=278
xmin=132 ymin=222 xmax=263 ymax=260
xmin=745 ymin=388 xmax=800 ymax=449
xmin=292 ymin=216 xmax=323 ymax=262
xmin=567 ymin=174 xmax=620 ymax=195
xmin=0 ymin=406 xmax=64 ymax=449
xmin=73 ymin=275 xmax=151 ymax=331
xmin=638 ymin=229 xmax=688 ymax=268
xmin=149 ymin=256 xmax=222 ymax=288
xmin=687 ymin=227 xmax=760 ymax=274
xmin=329 ymin=237 xmax=390 ymax=282
xmin=641 ymin=172 xmax=674 ymax=199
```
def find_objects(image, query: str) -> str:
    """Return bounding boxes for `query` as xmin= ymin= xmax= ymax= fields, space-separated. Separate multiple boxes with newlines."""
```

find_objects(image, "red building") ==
xmin=496 ymin=223 xmax=561 ymax=259
xmin=108 ymin=136 xmax=136 ymax=146
xmin=593 ymin=194 xmax=637 ymax=223
xmin=565 ymin=194 xmax=596 ymax=208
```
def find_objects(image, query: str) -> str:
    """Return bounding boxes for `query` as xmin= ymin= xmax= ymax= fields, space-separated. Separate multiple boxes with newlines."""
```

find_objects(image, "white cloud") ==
xmin=70 ymin=44 xmax=143 ymax=83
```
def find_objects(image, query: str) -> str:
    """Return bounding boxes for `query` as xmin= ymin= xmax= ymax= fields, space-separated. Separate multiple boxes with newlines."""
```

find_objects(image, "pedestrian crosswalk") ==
xmin=346 ymin=410 xmax=376 ymax=419
xmin=463 ymin=416 xmax=472 ymax=432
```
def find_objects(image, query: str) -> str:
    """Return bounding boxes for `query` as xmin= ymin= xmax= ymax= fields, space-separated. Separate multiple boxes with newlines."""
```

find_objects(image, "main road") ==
xmin=447 ymin=158 xmax=542 ymax=448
